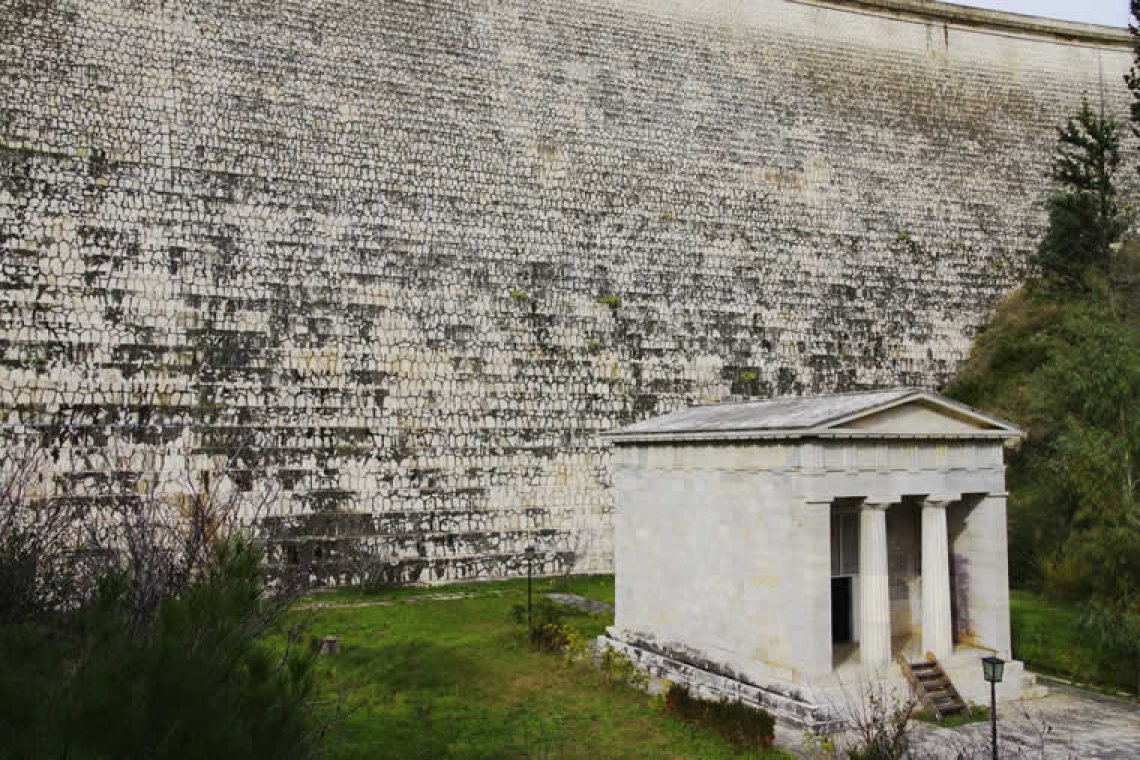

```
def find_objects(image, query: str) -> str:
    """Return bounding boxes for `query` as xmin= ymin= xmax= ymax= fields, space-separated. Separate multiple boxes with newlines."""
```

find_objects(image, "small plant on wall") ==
xmin=731 ymin=369 xmax=761 ymax=396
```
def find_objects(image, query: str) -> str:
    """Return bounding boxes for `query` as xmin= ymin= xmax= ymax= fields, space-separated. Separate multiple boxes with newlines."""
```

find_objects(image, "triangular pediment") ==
xmin=822 ymin=395 xmax=1015 ymax=436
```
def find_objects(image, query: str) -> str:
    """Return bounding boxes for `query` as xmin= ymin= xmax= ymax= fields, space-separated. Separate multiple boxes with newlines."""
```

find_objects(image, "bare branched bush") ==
xmin=0 ymin=439 xmax=102 ymax=621
xmin=900 ymin=697 xmax=1072 ymax=759
xmin=0 ymin=431 xmax=323 ymax=758
xmin=0 ymin=432 xmax=288 ymax=628
xmin=91 ymin=444 xmax=280 ymax=629
xmin=814 ymin=677 xmax=918 ymax=760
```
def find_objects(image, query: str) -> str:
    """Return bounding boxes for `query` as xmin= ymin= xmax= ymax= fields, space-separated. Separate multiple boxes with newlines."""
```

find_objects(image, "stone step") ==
xmin=902 ymin=657 xmax=968 ymax=719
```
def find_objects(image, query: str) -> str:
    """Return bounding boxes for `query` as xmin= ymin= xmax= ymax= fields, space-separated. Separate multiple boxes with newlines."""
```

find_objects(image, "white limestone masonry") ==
xmin=0 ymin=0 xmax=1131 ymax=583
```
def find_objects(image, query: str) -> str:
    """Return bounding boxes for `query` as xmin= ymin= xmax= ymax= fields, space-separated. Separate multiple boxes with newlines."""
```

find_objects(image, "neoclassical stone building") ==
xmin=600 ymin=388 xmax=1033 ymax=730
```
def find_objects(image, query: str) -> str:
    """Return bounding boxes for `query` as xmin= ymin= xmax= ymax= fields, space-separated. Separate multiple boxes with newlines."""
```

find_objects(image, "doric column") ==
xmin=859 ymin=500 xmax=892 ymax=668
xmin=922 ymin=496 xmax=956 ymax=660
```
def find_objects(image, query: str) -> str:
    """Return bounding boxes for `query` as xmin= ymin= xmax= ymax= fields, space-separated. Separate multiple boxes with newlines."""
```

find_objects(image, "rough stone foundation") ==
xmin=599 ymin=632 xmax=844 ymax=733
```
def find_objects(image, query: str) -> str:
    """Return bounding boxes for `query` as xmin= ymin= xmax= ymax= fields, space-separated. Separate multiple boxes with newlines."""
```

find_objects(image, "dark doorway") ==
xmin=831 ymin=577 xmax=852 ymax=643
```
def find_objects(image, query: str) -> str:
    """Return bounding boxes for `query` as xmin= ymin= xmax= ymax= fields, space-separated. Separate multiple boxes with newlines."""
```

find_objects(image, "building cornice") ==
xmin=603 ymin=430 xmax=1016 ymax=445
xmin=791 ymin=0 xmax=1132 ymax=48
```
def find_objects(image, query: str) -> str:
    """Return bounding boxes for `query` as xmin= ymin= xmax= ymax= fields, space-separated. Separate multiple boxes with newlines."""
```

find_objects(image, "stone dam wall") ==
xmin=0 ymin=0 xmax=1132 ymax=585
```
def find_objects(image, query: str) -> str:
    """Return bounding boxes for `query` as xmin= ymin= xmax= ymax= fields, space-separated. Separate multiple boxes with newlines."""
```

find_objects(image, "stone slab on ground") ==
xmin=295 ymin=591 xmax=484 ymax=610
xmin=542 ymin=593 xmax=614 ymax=615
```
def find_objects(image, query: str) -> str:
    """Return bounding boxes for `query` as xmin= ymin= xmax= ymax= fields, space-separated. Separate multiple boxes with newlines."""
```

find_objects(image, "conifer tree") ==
xmin=1036 ymin=101 xmax=1124 ymax=287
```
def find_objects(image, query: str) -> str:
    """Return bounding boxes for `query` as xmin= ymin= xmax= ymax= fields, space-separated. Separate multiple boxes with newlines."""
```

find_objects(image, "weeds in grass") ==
xmin=562 ymin=625 xmax=592 ymax=666
xmin=913 ymin=702 xmax=990 ymax=728
xmin=599 ymin=646 xmax=648 ymax=690
xmin=511 ymin=597 xmax=571 ymax=651
xmin=801 ymin=730 xmax=838 ymax=759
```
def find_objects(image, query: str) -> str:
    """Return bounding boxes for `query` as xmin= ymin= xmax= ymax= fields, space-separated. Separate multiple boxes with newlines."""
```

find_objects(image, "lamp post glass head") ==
xmin=525 ymin=544 xmax=536 ymax=559
xmin=982 ymin=656 xmax=1005 ymax=684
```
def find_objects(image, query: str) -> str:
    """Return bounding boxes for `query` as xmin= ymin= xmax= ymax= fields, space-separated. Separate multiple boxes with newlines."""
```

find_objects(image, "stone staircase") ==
xmin=900 ymin=656 xmax=969 ymax=719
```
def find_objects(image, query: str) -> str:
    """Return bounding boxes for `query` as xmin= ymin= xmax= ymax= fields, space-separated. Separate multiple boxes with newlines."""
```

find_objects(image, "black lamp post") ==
xmin=982 ymin=655 xmax=1005 ymax=760
xmin=525 ymin=544 xmax=536 ymax=640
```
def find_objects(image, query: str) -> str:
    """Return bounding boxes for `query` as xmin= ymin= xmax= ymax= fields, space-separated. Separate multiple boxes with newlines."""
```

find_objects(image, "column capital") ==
xmin=922 ymin=493 xmax=961 ymax=508
xmin=859 ymin=497 xmax=895 ymax=511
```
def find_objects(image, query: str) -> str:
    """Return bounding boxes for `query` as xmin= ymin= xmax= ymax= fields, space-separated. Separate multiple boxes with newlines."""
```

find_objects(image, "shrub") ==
xmin=662 ymin=683 xmax=775 ymax=751
xmin=599 ymin=646 xmax=647 ymax=690
xmin=511 ymin=597 xmax=568 ymax=650
xmin=0 ymin=538 xmax=317 ymax=759
xmin=833 ymin=684 xmax=915 ymax=760
xmin=562 ymin=625 xmax=593 ymax=666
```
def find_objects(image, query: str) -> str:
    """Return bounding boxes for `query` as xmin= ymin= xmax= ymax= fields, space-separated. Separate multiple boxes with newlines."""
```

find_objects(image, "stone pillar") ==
xmin=949 ymin=492 xmax=1013 ymax=658
xmin=800 ymin=498 xmax=837 ymax=677
xmin=922 ymin=496 xmax=955 ymax=660
xmin=859 ymin=500 xmax=892 ymax=668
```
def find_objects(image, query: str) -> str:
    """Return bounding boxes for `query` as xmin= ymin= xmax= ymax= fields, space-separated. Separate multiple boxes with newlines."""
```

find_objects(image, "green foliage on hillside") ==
xmin=945 ymin=249 xmax=1140 ymax=692
xmin=1009 ymin=590 xmax=1133 ymax=691
xmin=945 ymin=50 xmax=1140 ymax=688
xmin=945 ymin=262 xmax=1140 ymax=582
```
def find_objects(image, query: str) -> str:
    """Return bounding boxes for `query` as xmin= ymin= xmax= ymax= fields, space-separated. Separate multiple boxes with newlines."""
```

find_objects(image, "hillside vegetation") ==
xmin=945 ymin=250 xmax=1140 ymax=590
xmin=941 ymin=74 xmax=1140 ymax=691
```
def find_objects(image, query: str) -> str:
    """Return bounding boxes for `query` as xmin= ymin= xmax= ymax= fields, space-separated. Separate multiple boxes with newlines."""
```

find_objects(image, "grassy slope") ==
xmin=1009 ymin=589 xmax=1134 ymax=691
xmin=292 ymin=576 xmax=787 ymax=759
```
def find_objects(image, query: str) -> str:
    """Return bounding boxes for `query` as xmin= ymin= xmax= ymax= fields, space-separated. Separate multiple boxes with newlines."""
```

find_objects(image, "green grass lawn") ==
xmin=292 ymin=575 xmax=787 ymax=759
xmin=1010 ymin=589 xmax=1134 ymax=693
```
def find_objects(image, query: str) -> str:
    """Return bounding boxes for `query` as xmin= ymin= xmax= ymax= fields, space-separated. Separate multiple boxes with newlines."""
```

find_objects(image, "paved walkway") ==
xmin=779 ymin=681 xmax=1140 ymax=758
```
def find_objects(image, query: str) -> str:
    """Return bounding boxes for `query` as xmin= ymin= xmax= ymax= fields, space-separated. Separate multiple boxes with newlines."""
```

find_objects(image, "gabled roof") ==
xmin=603 ymin=387 xmax=1022 ymax=444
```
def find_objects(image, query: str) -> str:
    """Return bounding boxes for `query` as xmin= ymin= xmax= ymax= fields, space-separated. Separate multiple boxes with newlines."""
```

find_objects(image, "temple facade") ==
xmin=599 ymin=388 xmax=1037 ymax=730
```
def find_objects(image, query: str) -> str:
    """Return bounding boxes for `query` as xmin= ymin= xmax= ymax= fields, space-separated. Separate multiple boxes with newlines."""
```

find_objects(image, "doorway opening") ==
xmin=831 ymin=576 xmax=852 ymax=643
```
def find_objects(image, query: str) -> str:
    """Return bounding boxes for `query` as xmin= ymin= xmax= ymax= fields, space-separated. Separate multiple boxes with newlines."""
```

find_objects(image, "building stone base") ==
xmin=598 ymin=631 xmax=846 ymax=734
xmin=599 ymin=630 xmax=1041 ymax=735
